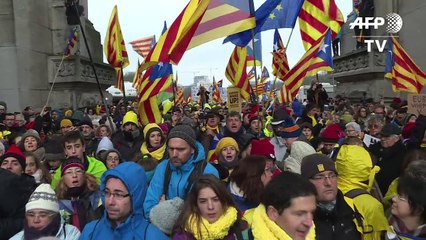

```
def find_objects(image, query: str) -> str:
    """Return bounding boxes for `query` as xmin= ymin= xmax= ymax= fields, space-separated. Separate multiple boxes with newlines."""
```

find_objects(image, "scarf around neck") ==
xmin=24 ymin=214 xmax=61 ymax=240
xmin=141 ymin=142 xmax=166 ymax=160
xmin=186 ymin=206 xmax=238 ymax=240
xmin=251 ymin=204 xmax=316 ymax=240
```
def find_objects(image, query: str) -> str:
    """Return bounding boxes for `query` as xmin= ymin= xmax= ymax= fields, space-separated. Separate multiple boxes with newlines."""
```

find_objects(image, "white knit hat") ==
xmin=26 ymin=184 xmax=59 ymax=213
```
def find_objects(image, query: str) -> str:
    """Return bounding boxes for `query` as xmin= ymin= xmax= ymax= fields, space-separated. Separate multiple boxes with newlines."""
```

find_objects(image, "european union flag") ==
xmin=316 ymin=29 xmax=333 ymax=67
xmin=224 ymin=0 xmax=303 ymax=47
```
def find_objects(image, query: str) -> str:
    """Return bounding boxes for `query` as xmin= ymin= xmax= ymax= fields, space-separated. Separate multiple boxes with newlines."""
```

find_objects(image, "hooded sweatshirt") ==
xmin=143 ymin=141 xmax=219 ymax=217
xmin=79 ymin=162 xmax=168 ymax=240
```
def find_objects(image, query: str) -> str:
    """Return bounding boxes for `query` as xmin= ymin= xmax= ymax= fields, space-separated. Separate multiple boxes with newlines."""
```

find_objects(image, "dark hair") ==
xmin=173 ymin=174 xmax=241 ymax=238
xmin=229 ymin=155 xmax=267 ymax=205
xmin=24 ymin=152 xmax=51 ymax=183
xmin=226 ymin=111 xmax=241 ymax=121
xmin=262 ymin=172 xmax=317 ymax=214
xmin=397 ymin=161 xmax=426 ymax=221
xmin=62 ymin=130 xmax=84 ymax=147
xmin=400 ymin=149 xmax=426 ymax=173
xmin=135 ymin=154 xmax=158 ymax=172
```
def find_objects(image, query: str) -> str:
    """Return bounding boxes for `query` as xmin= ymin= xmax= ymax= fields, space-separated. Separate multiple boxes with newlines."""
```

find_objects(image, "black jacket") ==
xmin=370 ymin=140 xmax=407 ymax=195
xmin=314 ymin=191 xmax=362 ymax=240
xmin=112 ymin=130 xmax=144 ymax=161
xmin=0 ymin=170 xmax=36 ymax=239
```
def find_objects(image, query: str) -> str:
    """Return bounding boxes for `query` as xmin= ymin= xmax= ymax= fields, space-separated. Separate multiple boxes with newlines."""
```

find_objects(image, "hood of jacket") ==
xmin=169 ymin=141 xmax=205 ymax=172
xmin=100 ymin=162 xmax=147 ymax=216
xmin=96 ymin=136 xmax=114 ymax=155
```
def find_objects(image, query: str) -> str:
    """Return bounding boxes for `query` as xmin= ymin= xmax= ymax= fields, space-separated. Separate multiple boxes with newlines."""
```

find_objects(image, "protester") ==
xmin=251 ymin=171 xmax=317 ymax=240
xmin=214 ymin=137 xmax=239 ymax=181
xmin=19 ymin=130 xmax=45 ymax=161
xmin=51 ymin=131 xmax=107 ymax=189
xmin=95 ymin=136 xmax=114 ymax=161
xmin=172 ymin=175 xmax=247 ymax=239
xmin=10 ymin=184 xmax=80 ymax=240
xmin=55 ymin=157 xmax=103 ymax=231
xmin=25 ymin=152 xmax=50 ymax=184
xmin=1 ymin=144 xmax=28 ymax=176
xmin=144 ymin=124 xmax=219 ymax=217
xmin=283 ymin=140 xmax=316 ymax=174
xmin=78 ymin=117 xmax=99 ymax=157
xmin=141 ymin=123 xmax=167 ymax=161
xmin=112 ymin=111 xmax=143 ymax=161
xmin=103 ymin=149 xmax=122 ymax=169
xmin=385 ymin=160 xmax=426 ymax=239
xmin=43 ymin=139 xmax=65 ymax=178
xmin=80 ymin=162 xmax=168 ymax=240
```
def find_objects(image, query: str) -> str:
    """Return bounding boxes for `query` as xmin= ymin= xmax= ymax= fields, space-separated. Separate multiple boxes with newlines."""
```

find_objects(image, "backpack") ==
xmin=162 ymin=160 xmax=207 ymax=200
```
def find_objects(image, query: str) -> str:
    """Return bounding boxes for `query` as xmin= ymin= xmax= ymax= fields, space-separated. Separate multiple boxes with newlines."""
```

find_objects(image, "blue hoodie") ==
xmin=80 ymin=162 xmax=168 ymax=240
xmin=143 ymin=141 xmax=219 ymax=217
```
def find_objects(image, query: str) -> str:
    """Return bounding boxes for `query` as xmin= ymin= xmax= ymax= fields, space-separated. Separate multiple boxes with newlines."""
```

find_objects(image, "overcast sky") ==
xmin=88 ymin=0 xmax=352 ymax=87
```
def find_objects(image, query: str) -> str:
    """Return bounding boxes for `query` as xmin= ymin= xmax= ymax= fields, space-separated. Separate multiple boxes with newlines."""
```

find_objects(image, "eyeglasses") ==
xmin=26 ymin=211 xmax=56 ymax=220
xmin=63 ymin=169 xmax=85 ymax=176
xmin=368 ymin=124 xmax=381 ymax=129
xmin=311 ymin=173 xmax=337 ymax=181
xmin=106 ymin=157 xmax=119 ymax=162
xmin=102 ymin=190 xmax=130 ymax=200
xmin=395 ymin=194 xmax=407 ymax=202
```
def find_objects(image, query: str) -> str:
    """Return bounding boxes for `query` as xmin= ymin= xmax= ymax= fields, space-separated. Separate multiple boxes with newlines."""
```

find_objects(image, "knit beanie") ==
xmin=279 ymin=117 xmax=302 ymax=139
xmin=301 ymin=153 xmax=337 ymax=179
xmin=215 ymin=137 xmax=239 ymax=157
xmin=150 ymin=197 xmax=184 ymax=235
xmin=167 ymin=125 xmax=196 ymax=149
xmin=250 ymin=139 xmax=276 ymax=160
xmin=61 ymin=157 xmax=85 ymax=175
xmin=122 ymin=111 xmax=139 ymax=127
xmin=96 ymin=136 xmax=114 ymax=155
xmin=78 ymin=117 xmax=93 ymax=128
xmin=143 ymin=123 xmax=162 ymax=139
xmin=270 ymin=107 xmax=290 ymax=126
xmin=60 ymin=119 xmax=73 ymax=128
xmin=1 ymin=144 xmax=26 ymax=169
xmin=402 ymin=122 xmax=416 ymax=139
xmin=26 ymin=184 xmax=59 ymax=213
xmin=21 ymin=130 xmax=42 ymax=147
xmin=320 ymin=124 xmax=343 ymax=143
xmin=44 ymin=139 xmax=65 ymax=161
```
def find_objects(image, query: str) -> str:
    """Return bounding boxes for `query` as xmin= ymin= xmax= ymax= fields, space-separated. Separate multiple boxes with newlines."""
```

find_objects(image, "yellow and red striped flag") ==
xmin=254 ymin=82 xmax=266 ymax=95
xmin=298 ymin=0 xmax=344 ymax=50
xmin=385 ymin=36 xmax=426 ymax=93
xmin=272 ymin=29 xmax=290 ymax=80
xmin=137 ymin=62 xmax=173 ymax=102
xmin=278 ymin=82 xmax=292 ymax=104
xmin=130 ymin=35 xmax=156 ymax=58
xmin=132 ymin=61 xmax=143 ymax=90
xmin=283 ymin=29 xmax=333 ymax=99
xmin=138 ymin=96 xmax=162 ymax=125
xmin=212 ymin=77 xmax=223 ymax=104
xmin=176 ymin=88 xmax=185 ymax=105
xmin=64 ymin=27 xmax=78 ymax=56
xmin=104 ymin=5 xmax=129 ymax=68
xmin=225 ymin=46 xmax=251 ymax=101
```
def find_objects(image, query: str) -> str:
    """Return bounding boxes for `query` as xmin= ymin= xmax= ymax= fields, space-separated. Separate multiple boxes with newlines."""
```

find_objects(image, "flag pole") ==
xmin=250 ymin=29 xmax=259 ymax=102
xmin=44 ymin=55 xmax=66 ymax=109
xmin=71 ymin=1 xmax=114 ymax=129
xmin=120 ymin=63 xmax=127 ymax=105
xmin=172 ymin=75 xmax=176 ymax=105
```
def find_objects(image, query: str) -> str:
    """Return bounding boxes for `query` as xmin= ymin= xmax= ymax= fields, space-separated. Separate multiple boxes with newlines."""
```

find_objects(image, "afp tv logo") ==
xmin=349 ymin=13 xmax=403 ymax=52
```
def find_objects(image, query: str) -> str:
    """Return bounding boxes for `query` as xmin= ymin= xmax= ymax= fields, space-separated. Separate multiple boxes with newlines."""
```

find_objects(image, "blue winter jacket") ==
xmin=143 ymin=141 xmax=219 ymax=217
xmin=80 ymin=162 xmax=168 ymax=240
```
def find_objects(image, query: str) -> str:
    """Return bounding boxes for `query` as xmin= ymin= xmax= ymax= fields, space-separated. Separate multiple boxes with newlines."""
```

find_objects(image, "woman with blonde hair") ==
xmin=55 ymin=157 xmax=103 ymax=232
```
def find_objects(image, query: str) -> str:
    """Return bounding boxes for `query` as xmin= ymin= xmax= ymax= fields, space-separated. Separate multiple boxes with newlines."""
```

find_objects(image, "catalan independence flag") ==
xmin=298 ymin=0 xmax=344 ymax=50
xmin=272 ymin=29 xmax=290 ymax=80
xmin=104 ymin=5 xmax=129 ymax=68
xmin=138 ymin=62 xmax=173 ymax=102
xmin=225 ymin=46 xmax=251 ymax=101
xmin=246 ymin=32 xmax=262 ymax=67
xmin=142 ymin=0 xmax=255 ymax=70
xmin=385 ymin=36 xmax=426 ymax=94
xmin=139 ymin=96 xmax=162 ymax=125
xmin=212 ymin=77 xmax=223 ymax=104
xmin=283 ymin=29 xmax=333 ymax=99
xmin=130 ymin=35 xmax=156 ymax=58
xmin=64 ymin=27 xmax=78 ymax=56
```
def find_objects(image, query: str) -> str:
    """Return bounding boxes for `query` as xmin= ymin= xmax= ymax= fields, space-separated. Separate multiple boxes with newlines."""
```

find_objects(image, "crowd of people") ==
xmin=0 ymin=84 xmax=425 ymax=240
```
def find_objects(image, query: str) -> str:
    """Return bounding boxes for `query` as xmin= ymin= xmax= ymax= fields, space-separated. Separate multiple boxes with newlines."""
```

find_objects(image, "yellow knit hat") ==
xmin=215 ymin=137 xmax=239 ymax=157
xmin=122 ymin=111 xmax=139 ymax=127
xmin=60 ymin=119 xmax=73 ymax=128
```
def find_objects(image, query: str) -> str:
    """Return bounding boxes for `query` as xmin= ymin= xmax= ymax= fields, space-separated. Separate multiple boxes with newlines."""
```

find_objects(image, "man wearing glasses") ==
xmin=80 ymin=162 xmax=168 ymax=240
xmin=301 ymin=154 xmax=365 ymax=240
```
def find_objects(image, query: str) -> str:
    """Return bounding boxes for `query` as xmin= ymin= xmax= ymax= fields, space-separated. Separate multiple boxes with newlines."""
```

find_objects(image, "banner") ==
xmin=227 ymin=87 xmax=241 ymax=113
xmin=407 ymin=94 xmax=426 ymax=116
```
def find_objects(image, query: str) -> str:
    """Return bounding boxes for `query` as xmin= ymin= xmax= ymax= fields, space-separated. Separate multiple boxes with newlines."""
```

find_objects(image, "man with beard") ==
xmin=50 ymin=130 xmax=107 ymax=189
xmin=143 ymin=124 xmax=219 ymax=217
xmin=112 ymin=111 xmax=143 ymax=161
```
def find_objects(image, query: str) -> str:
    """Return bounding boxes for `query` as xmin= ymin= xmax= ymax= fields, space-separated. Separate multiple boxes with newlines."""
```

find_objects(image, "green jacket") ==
xmin=51 ymin=156 xmax=107 ymax=189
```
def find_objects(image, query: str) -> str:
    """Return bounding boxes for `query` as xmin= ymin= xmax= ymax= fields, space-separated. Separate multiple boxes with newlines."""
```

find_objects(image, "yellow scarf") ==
xmin=140 ymin=143 xmax=166 ymax=161
xmin=251 ymin=204 xmax=316 ymax=240
xmin=186 ymin=206 xmax=238 ymax=240
xmin=206 ymin=125 xmax=220 ymax=134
